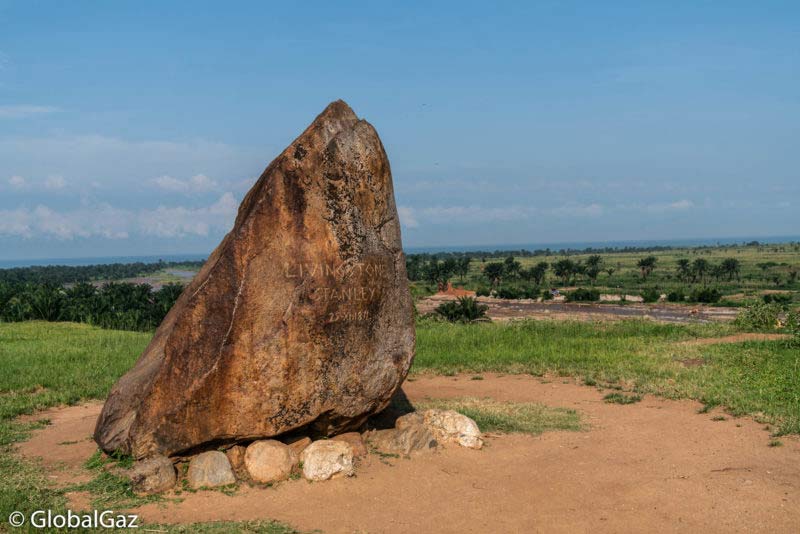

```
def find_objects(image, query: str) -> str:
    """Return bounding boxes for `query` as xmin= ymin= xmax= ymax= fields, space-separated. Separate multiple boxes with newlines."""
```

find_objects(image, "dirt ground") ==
xmin=417 ymin=295 xmax=739 ymax=324
xmin=18 ymin=375 xmax=799 ymax=533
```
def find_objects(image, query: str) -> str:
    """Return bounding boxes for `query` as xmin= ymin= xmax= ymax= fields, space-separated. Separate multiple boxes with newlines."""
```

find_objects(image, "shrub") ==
xmin=434 ymin=296 xmax=489 ymax=323
xmin=640 ymin=288 xmax=661 ymax=303
xmin=475 ymin=285 xmax=491 ymax=297
xmin=497 ymin=286 xmax=522 ymax=299
xmin=541 ymin=289 xmax=554 ymax=301
xmin=763 ymin=293 xmax=792 ymax=306
xmin=565 ymin=288 xmax=600 ymax=302
xmin=521 ymin=286 xmax=541 ymax=299
xmin=667 ymin=289 xmax=686 ymax=302
xmin=734 ymin=302 xmax=782 ymax=331
xmin=689 ymin=287 xmax=722 ymax=303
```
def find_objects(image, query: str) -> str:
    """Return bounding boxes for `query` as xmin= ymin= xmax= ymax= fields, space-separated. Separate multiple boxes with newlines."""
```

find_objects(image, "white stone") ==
xmin=300 ymin=440 xmax=354 ymax=481
xmin=422 ymin=409 xmax=483 ymax=449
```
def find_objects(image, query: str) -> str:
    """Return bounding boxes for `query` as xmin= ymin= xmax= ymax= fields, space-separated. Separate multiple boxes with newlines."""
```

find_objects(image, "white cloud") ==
xmin=0 ymin=105 xmax=60 ymax=119
xmin=397 ymin=206 xmax=419 ymax=228
xmin=8 ymin=175 xmax=27 ymax=190
xmin=151 ymin=173 xmax=220 ymax=194
xmin=139 ymin=192 xmax=237 ymax=237
xmin=44 ymin=174 xmax=67 ymax=190
xmin=0 ymin=207 xmax=33 ymax=238
xmin=0 ymin=193 xmax=237 ymax=240
xmin=644 ymin=199 xmax=694 ymax=213
xmin=550 ymin=203 xmax=604 ymax=217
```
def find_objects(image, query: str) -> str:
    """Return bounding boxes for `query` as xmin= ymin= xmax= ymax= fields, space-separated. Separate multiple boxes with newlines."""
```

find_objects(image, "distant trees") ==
xmin=720 ymin=258 xmax=741 ymax=281
xmin=483 ymin=263 xmax=504 ymax=288
xmin=585 ymin=255 xmax=603 ymax=284
xmin=636 ymin=256 xmax=657 ymax=281
xmin=691 ymin=258 xmax=710 ymax=284
xmin=553 ymin=259 xmax=576 ymax=285
xmin=0 ymin=281 xmax=185 ymax=331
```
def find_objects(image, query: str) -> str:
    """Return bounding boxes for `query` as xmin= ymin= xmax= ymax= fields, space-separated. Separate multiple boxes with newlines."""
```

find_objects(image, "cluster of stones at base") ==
xmin=124 ymin=409 xmax=482 ymax=495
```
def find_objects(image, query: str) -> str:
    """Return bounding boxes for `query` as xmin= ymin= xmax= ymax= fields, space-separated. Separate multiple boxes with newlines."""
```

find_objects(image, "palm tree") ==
xmin=691 ymin=258 xmax=710 ymax=284
xmin=553 ymin=259 xmax=575 ymax=285
xmin=483 ymin=263 xmax=504 ymax=288
xmin=636 ymin=256 xmax=657 ymax=281
xmin=720 ymin=258 xmax=741 ymax=281
xmin=676 ymin=259 xmax=691 ymax=282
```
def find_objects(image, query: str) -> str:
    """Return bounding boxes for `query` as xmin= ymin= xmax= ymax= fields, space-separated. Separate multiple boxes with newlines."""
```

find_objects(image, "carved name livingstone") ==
xmin=94 ymin=100 xmax=415 ymax=459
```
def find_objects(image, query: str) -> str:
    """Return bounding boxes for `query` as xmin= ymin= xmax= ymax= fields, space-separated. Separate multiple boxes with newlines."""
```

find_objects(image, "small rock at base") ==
xmin=331 ymin=432 xmax=367 ymax=457
xmin=128 ymin=455 xmax=176 ymax=495
xmin=367 ymin=424 xmax=438 ymax=455
xmin=225 ymin=445 xmax=246 ymax=474
xmin=186 ymin=451 xmax=236 ymax=489
xmin=300 ymin=440 xmax=354 ymax=481
xmin=422 ymin=409 xmax=483 ymax=449
xmin=244 ymin=440 xmax=296 ymax=484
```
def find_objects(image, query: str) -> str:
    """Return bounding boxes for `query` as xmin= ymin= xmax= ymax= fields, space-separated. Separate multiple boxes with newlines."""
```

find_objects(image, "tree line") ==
xmin=0 ymin=281 xmax=184 ymax=331
xmin=0 ymin=260 xmax=204 ymax=285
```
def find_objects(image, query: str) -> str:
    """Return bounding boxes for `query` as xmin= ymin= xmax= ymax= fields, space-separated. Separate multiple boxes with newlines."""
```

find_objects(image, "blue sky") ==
xmin=1 ymin=1 xmax=798 ymax=259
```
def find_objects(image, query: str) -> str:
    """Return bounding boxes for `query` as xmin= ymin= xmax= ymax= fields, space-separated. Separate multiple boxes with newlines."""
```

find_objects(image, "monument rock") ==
xmin=94 ymin=100 xmax=415 ymax=458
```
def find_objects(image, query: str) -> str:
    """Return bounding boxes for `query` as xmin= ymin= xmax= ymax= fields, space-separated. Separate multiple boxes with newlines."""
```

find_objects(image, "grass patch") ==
xmin=415 ymin=319 xmax=800 ymax=434
xmin=415 ymin=397 xmax=582 ymax=435
xmin=603 ymin=393 xmax=642 ymax=405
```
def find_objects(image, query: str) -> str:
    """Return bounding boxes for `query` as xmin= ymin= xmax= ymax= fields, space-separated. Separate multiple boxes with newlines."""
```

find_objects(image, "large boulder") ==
xmin=94 ymin=100 xmax=415 ymax=459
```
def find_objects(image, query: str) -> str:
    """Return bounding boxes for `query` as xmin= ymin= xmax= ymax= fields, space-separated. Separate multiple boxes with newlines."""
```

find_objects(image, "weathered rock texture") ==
xmin=94 ymin=100 xmax=415 ymax=458
xmin=128 ymin=455 xmax=176 ymax=495
xmin=300 ymin=440 xmax=355 ymax=481
xmin=186 ymin=451 xmax=236 ymax=489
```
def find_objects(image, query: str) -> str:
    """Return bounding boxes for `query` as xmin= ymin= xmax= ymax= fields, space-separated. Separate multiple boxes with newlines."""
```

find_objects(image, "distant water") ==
xmin=405 ymin=235 xmax=800 ymax=254
xmin=0 ymin=254 xmax=207 ymax=269
xmin=2 ymin=235 xmax=798 ymax=268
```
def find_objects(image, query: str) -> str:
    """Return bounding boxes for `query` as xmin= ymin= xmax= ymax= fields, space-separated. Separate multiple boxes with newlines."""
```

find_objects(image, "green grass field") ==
xmin=0 ymin=318 xmax=797 ymax=531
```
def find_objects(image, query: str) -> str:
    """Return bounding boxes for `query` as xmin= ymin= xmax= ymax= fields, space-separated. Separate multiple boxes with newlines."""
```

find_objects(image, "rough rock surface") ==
xmin=186 ymin=451 xmax=236 ymax=489
xmin=93 ymin=100 xmax=415 ymax=458
xmin=367 ymin=424 xmax=438 ymax=455
xmin=244 ymin=440 xmax=297 ymax=484
xmin=285 ymin=436 xmax=312 ymax=456
xmin=300 ymin=440 xmax=355 ymax=481
xmin=331 ymin=431 xmax=367 ymax=457
xmin=128 ymin=455 xmax=176 ymax=495
xmin=423 ymin=409 xmax=483 ymax=449
xmin=225 ymin=445 xmax=247 ymax=478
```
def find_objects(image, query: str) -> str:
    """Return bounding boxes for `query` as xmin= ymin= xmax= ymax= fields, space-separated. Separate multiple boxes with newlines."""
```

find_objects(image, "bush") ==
xmin=475 ymin=285 xmax=491 ymax=297
xmin=497 ymin=286 xmax=522 ymax=299
xmin=640 ymin=288 xmax=661 ymax=303
xmin=688 ymin=287 xmax=722 ymax=303
xmin=734 ymin=302 xmax=783 ymax=331
xmin=763 ymin=293 xmax=793 ymax=306
xmin=667 ymin=289 xmax=686 ymax=302
xmin=565 ymin=288 xmax=600 ymax=302
xmin=434 ymin=297 xmax=489 ymax=323
xmin=521 ymin=286 xmax=541 ymax=299
xmin=541 ymin=289 xmax=554 ymax=301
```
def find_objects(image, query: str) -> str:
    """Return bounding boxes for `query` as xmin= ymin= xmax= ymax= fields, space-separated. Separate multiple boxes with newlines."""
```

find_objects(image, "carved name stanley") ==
xmin=285 ymin=259 xmax=389 ymax=321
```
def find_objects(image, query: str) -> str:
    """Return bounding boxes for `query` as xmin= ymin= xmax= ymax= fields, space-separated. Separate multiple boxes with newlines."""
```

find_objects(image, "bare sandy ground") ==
xmin=417 ymin=295 xmax=739 ymax=324
xmin=18 ymin=375 xmax=799 ymax=533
